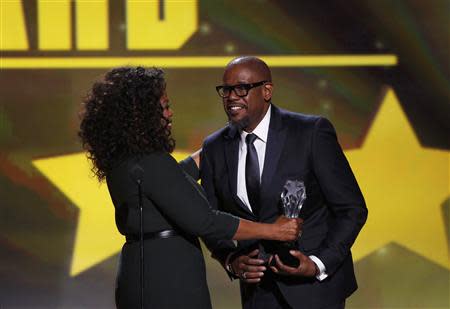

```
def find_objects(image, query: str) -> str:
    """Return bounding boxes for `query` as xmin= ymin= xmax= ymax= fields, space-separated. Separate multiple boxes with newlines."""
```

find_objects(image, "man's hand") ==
xmin=231 ymin=249 xmax=266 ymax=283
xmin=270 ymin=250 xmax=318 ymax=277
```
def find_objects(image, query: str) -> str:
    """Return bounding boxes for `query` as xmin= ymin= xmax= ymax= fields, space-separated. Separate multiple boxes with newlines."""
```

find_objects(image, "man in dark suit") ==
xmin=200 ymin=56 xmax=367 ymax=309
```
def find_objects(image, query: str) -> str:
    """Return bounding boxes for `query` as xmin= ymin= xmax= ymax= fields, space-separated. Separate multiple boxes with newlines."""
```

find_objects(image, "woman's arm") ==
xmin=178 ymin=148 xmax=201 ymax=180
xmin=139 ymin=153 xmax=300 ymax=242
xmin=233 ymin=216 xmax=302 ymax=242
xmin=190 ymin=148 xmax=201 ymax=169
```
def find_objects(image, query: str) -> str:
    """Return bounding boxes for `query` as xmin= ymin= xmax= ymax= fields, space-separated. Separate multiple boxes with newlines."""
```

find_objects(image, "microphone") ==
xmin=130 ymin=163 xmax=145 ymax=309
xmin=130 ymin=164 xmax=144 ymax=185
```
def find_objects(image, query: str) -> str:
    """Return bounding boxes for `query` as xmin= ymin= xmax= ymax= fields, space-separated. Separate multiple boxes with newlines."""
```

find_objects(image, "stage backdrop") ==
xmin=1 ymin=1 xmax=448 ymax=308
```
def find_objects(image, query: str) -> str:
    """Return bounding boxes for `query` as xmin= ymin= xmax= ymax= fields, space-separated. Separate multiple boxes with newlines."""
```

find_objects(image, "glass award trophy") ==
xmin=277 ymin=180 xmax=306 ymax=267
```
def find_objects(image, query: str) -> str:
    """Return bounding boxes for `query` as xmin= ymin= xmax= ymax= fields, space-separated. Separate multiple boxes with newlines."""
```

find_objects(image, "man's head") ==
xmin=217 ymin=56 xmax=273 ymax=132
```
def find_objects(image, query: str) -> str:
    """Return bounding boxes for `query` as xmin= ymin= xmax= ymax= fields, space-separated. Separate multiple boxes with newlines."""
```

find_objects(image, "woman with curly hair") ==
xmin=79 ymin=66 xmax=301 ymax=309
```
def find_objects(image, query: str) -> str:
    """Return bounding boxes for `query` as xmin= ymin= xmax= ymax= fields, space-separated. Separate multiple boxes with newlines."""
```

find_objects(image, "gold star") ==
xmin=33 ymin=88 xmax=449 ymax=275
xmin=32 ymin=151 xmax=190 ymax=276
xmin=347 ymin=88 xmax=449 ymax=269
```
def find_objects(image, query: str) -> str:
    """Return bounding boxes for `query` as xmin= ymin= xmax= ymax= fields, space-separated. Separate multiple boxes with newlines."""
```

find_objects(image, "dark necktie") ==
xmin=245 ymin=133 xmax=261 ymax=217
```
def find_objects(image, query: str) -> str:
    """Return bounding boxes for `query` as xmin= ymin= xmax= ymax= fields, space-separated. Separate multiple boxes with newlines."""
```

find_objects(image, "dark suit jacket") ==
xmin=200 ymin=105 xmax=368 ymax=308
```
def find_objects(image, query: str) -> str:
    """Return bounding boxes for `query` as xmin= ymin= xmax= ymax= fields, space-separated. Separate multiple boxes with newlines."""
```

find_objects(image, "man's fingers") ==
xmin=289 ymin=250 xmax=304 ymax=259
xmin=245 ymin=258 xmax=266 ymax=265
xmin=241 ymin=265 xmax=266 ymax=272
xmin=243 ymin=271 xmax=264 ymax=279
xmin=240 ymin=270 xmax=264 ymax=283
xmin=241 ymin=250 xmax=264 ymax=265
xmin=274 ymin=254 xmax=299 ymax=273
xmin=247 ymin=249 xmax=260 ymax=258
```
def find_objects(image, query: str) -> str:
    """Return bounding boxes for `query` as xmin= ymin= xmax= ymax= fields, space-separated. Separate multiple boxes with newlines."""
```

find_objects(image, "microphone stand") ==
xmin=137 ymin=177 xmax=144 ymax=309
xmin=131 ymin=164 xmax=145 ymax=309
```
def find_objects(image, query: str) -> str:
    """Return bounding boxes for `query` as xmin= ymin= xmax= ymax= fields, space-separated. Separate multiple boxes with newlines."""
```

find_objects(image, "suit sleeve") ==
xmin=140 ymin=153 xmax=239 ymax=241
xmin=312 ymin=117 xmax=368 ymax=275
xmin=178 ymin=156 xmax=199 ymax=180
xmin=200 ymin=143 xmax=238 ymax=265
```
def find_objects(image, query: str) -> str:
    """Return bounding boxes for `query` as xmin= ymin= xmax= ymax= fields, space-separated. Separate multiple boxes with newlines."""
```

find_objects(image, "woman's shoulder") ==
xmin=137 ymin=152 xmax=176 ymax=166
xmin=108 ymin=152 xmax=173 ymax=174
xmin=107 ymin=152 xmax=177 ymax=183
xmin=134 ymin=152 xmax=182 ymax=178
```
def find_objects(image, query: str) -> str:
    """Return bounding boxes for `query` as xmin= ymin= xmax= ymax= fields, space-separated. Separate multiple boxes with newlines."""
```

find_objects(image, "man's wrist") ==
xmin=314 ymin=263 xmax=320 ymax=276
xmin=225 ymin=262 xmax=236 ymax=275
xmin=309 ymin=255 xmax=328 ymax=281
xmin=224 ymin=252 xmax=239 ymax=278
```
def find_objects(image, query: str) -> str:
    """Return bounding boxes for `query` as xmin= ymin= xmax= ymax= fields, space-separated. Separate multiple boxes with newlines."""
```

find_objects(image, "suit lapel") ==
xmin=224 ymin=137 xmax=239 ymax=197
xmin=224 ymin=125 xmax=255 ymax=217
xmin=261 ymin=105 xmax=287 ymax=198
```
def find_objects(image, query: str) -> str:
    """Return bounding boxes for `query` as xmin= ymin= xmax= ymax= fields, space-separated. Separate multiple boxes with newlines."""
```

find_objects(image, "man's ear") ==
xmin=263 ymin=83 xmax=273 ymax=102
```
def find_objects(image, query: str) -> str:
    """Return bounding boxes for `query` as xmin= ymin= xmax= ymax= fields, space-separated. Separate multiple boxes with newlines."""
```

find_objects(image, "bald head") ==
xmin=224 ymin=56 xmax=272 ymax=82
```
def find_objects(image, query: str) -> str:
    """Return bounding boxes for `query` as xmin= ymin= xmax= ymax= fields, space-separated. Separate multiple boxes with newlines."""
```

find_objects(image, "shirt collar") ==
xmin=240 ymin=104 xmax=271 ymax=147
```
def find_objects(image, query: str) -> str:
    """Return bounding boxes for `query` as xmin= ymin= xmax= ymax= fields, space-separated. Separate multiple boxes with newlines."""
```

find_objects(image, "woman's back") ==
xmin=106 ymin=152 xmax=238 ymax=239
xmin=106 ymin=152 xmax=238 ymax=309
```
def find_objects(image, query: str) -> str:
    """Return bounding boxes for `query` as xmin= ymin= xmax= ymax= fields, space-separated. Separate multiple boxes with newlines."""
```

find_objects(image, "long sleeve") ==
xmin=200 ymin=145 xmax=238 ymax=264
xmin=311 ymin=117 xmax=368 ymax=275
xmin=139 ymin=152 xmax=239 ymax=242
xmin=179 ymin=156 xmax=199 ymax=180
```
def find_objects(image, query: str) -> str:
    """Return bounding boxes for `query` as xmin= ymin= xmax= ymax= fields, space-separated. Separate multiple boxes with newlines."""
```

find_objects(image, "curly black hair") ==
xmin=79 ymin=66 xmax=175 ymax=181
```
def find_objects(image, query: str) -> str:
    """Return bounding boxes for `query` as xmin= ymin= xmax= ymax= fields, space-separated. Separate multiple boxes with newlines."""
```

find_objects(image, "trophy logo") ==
xmin=281 ymin=180 xmax=306 ymax=219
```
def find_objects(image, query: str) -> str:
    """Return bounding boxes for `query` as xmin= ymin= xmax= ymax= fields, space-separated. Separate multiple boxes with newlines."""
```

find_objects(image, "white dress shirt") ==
xmin=235 ymin=104 xmax=328 ymax=281
xmin=237 ymin=105 xmax=271 ymax=211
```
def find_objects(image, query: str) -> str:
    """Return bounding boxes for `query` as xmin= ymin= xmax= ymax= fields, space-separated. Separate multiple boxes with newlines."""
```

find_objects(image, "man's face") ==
xmin=221 ymin=65 xmax=272 ymax=132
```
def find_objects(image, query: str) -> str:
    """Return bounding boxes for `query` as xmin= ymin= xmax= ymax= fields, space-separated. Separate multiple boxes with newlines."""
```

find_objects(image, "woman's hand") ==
xmin=234 ymin=216 xmax=302 ymax=241
xmin=271 ymin=216 xmax=303 ymax=241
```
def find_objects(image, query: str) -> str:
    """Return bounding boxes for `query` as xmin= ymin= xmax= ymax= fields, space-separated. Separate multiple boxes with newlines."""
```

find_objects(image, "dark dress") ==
xmin=106 ymin=152 xmax=239 ymax=309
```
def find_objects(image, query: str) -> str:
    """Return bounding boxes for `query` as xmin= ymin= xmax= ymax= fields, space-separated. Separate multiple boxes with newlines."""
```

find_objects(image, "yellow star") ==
xmin=32 ymin=89 xmax=449 ymax=276
xmin=32 ymin=151 xmax=190 ymax=276
xmin=347 ymin=88 xmax=449 ymax=269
